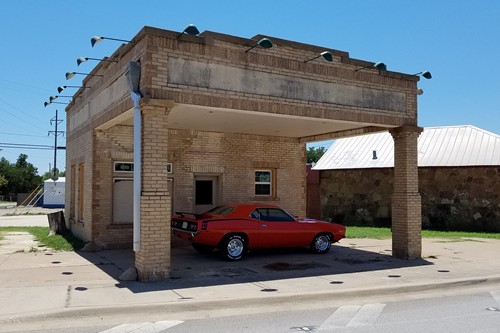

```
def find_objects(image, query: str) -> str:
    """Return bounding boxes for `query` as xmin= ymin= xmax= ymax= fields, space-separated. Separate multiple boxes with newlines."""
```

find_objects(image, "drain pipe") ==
xmin=131 ymin=91 xmax=141 ymax=252
xmin=126 ymin=62 xmax=142 ymax=252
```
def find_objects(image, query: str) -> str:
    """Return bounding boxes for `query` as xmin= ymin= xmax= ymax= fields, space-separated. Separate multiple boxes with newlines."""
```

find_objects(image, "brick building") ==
xmin=65 ymin=26 xmax=425 ymax=281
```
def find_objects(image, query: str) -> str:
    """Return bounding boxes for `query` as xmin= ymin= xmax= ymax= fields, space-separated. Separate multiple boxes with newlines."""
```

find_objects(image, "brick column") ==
xmin=135 ymin=100 xmax=172 ymax=282
xmin=389 ymin=126 xmax=423 ymax=259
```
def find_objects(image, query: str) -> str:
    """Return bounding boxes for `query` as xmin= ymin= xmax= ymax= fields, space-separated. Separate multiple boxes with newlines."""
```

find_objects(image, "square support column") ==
xmin=135 ymin=100 xmax=172 ymax=282
xmin=389 ymin=126 xmax=423 ymax=259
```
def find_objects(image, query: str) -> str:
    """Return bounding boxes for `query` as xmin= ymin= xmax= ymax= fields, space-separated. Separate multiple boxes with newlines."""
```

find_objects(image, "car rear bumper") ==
xmin=172 ymin=228 xmax=198 ymax=241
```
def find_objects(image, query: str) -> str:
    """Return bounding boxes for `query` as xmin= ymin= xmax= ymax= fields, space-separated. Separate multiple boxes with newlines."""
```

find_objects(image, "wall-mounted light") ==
xmin=77 ymin=57 xmax=118 ymax=66
xmin=49 ymin=95 xmax=72 ymax=102
xmin=304 ymin=51 xmax=333 ymax=63
xmin=57 ymin=85 xmax=90 ymax=93
xmin=415 ymin=71 xmax=432 ymax=79
xmin=91 ymin=36 xmax=134 ymax=47
xmin=355 ymin=62 xmax=387 ymax=72
xmin=177 ymin=24 xmax=200 ymax=38
xmin=401 ymin=71 xmax=432 ymax=80
xmin=66 ymin=72 xmax=103 ymax=80
xmin=417 ymin=88 xmax=424 ymax=95
xmin=245 ymin=38 xmax=273 ymax=53
xmin=44 ymin=101 xmax=69 ymax=107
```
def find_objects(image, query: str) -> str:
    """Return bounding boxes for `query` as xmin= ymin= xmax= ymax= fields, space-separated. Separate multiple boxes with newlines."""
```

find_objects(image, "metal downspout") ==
xmin=131 ymin=91 xmax=141 ymax=252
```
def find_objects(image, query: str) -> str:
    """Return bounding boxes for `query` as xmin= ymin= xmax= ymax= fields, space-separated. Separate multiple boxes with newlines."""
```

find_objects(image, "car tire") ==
xmin=220 ymin=234 xmax=246 ymax=261
xmin=192 ymin=244 xmax=214 ymax=254
xmin=310 ymin=234 xmax=331 ymax=254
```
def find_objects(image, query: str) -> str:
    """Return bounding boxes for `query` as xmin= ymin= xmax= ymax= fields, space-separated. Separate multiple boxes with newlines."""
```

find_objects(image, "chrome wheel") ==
xmin=311 ymin=234 xmax=331 ymax=254
xmin=221 ymin=234 xmax=246 ymax=260
xmin=227 ymin=238 xmax=244 ymax=257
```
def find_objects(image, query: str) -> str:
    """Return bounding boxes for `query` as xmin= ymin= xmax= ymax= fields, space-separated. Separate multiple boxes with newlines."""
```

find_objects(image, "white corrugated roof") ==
xmin=313 ymin=125 xmax=500 ymax=170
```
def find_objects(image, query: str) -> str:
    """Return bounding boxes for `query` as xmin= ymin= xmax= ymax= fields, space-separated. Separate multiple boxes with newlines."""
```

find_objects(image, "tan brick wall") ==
xmin=168 ymin=129 xmax=306 ymax=216
xmin=65 ymin=127 xmax=93 ymax=243
xmin=135 ymin=103 xmax=171 ymax=282
xmin=390 ymin=126 xmax=423 ymax=259
xmin=93 ymin=125 xmax=134 ymax=249
xmin=66 ymin=118 xmax=306 ymax=250
xmin=142 ymin=31 xmax=418 ymax=128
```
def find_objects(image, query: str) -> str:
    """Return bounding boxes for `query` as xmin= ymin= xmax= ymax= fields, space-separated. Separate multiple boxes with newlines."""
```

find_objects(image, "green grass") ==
xmin=347 ymin=226 xmax=500 ymax=240
xmin=0 ymin=227 xmax=85 ymax=251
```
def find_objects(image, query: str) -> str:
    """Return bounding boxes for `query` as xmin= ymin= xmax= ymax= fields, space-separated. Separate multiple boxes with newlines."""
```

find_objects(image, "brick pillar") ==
xmin=135 ymin=100 xmax=172 ymax=282
xmin=389 ymin=126 xmax=423 ymax=259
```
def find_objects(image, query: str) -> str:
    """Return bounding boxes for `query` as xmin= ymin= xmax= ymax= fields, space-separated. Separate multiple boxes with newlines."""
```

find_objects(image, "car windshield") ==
xmin=205 ymin=205 xmax=235 ymax=216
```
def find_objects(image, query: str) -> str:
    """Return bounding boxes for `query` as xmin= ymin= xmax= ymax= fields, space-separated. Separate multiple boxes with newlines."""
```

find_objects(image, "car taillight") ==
xmin=201 ymin=221 xmax=208 ymax=230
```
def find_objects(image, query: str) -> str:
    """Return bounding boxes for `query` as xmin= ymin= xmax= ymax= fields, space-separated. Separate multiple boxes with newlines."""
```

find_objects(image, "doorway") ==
xmin=112 ymin=178 xmax=133 ymax=223
xmin=194 ymin=175 xmax=220 ymax=213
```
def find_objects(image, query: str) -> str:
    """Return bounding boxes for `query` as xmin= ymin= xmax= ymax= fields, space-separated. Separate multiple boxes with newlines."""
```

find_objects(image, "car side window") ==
xmin=250 ymin=210 xmax=260 ymax=219
xmin=256 ymin=208 xmax=295 ymax=222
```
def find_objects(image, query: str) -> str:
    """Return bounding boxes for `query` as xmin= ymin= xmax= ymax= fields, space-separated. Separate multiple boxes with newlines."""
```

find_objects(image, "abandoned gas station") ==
xmin=65 ymin=25 xmax=425 ymax=282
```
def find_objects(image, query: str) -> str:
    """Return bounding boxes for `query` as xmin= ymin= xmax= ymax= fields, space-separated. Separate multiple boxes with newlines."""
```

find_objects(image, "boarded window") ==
xmin=70 ymin=165 xmax=75 ymax=218
xmin=78 ymin=164 xmax=84 ymax=220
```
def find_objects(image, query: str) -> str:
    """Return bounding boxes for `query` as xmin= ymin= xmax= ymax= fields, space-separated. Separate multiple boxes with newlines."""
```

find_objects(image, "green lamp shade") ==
xmin=422 ymin=71 xmax=432 ymax=79
xmin=65 ymin=72 xmax=76 ymax=80
xmin=374 ymin=62 xmax=387 ymax=71
xmin=91 ymin=36 xmax=103 ymax=47
xmin=257 ymin=38 xmax=273 ymax=49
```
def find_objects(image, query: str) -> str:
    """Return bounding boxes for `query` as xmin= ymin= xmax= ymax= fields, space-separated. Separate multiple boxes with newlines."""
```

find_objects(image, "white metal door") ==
xmin=113 ymin=179 xmax=133 ymax=223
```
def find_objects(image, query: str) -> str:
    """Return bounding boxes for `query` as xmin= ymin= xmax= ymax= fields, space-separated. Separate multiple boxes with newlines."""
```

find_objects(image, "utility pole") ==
xmin=48 ymin=110 xmax=64 ymax=180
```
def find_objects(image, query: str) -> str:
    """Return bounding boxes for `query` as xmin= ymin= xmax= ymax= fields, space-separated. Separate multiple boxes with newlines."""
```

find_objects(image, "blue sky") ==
xmin=0 ymin=0 xmax=499 ymax=172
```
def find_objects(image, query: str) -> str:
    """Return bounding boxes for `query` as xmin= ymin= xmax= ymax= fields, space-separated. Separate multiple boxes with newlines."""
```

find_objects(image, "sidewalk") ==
xmin=1 ymin=232 xmax=500 ymax=324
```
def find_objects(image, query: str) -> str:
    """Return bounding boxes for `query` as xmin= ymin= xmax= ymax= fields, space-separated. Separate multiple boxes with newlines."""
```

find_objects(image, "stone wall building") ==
xmin=65 ymin=25 xmax=427 ymax=281
xmin=311 ymin=126 xmax=500 ymax=232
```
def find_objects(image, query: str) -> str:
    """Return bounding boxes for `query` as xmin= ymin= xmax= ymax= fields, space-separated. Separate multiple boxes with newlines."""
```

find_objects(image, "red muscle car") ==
xmin=171 ymin=203 xmax=346 ymax=260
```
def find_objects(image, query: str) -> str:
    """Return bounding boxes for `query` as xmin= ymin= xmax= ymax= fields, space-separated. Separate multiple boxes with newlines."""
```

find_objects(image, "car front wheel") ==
xmin=310 ymin=234 xmax=331 ymax=254
xmin=220 ymin=234 xmax=246 ymax=260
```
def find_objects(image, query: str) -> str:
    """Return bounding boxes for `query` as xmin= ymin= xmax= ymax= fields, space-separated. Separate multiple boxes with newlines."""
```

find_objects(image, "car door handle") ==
xmin=261 ymin=224 xmax=267 ymax=229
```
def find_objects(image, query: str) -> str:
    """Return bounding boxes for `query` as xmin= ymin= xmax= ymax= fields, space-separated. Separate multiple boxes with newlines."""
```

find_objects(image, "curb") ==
xmin=3 ymin=274 xmax=500 ymax=325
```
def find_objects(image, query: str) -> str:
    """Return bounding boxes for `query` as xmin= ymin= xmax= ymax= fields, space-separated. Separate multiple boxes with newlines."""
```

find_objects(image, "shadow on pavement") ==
xmin=77 ymin=241 xmax=432 ymax=293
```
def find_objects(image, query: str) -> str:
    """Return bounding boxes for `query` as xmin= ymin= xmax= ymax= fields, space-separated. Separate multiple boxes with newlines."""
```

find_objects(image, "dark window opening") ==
xmin=195 ymin=180 xmax=213 ymax=205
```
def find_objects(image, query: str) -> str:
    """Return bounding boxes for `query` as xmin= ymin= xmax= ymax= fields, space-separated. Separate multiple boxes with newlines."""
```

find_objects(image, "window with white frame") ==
xmin=255 ymin=170 xmax=273 ymax=196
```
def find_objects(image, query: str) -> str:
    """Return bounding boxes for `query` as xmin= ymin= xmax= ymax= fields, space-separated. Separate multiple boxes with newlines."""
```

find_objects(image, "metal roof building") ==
xmin=313 ymin=125 xmax=500 ymax=170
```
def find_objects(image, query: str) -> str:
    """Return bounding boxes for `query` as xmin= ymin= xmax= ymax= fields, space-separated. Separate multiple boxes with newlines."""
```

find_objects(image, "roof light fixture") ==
xmin=245 ymin=38 xmax=273 ymax=53
xmin=304 ymin=51 xmax=333 ymax=63
xmin=402 ymin=70 xmax=432 ymax=80
xmin=355 ymin=62 xmax=387 ymax=72
xmin=57 ymin=85 xmax=90 ymax=93
xmin=49 ymin=95 xmax=72 ymax=102
xmin=77 ymin=57 xmax=118 ymax=66
xmin=66 ymin=72 xmax=103 ymax=80
xmin=177 ymin=24 xmax=200 ymax=38
xmin=91 ymin=36 xmax=134 ymax=47
xmin=44 ymin=101 xmax=69 ymax=107
xmin=415 ymin=71 xmax=432 ymax=79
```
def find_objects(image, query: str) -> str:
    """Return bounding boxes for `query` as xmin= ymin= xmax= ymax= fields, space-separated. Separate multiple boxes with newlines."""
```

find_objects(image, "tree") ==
xmin=0 ymin=174 xmax=7 ymax=189
xmin=0 ymin=154 xmax=41 ymax=195
xmin=306 ymin=146 xmax=326 ymax=164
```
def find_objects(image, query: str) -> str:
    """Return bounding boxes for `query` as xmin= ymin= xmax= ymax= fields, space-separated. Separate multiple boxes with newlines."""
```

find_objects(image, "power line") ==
xmin=0 ymin=131 xmax=50 ymax=139
xmin=0 ymin=142 xmax=61 ymax=151
xmin=0 ymin=79 xmax=52 ymax=94
xmin=0 ymin=146 xmax=54 ymax=150
xmin=0 ymin=103 xmax=49 ymax=133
